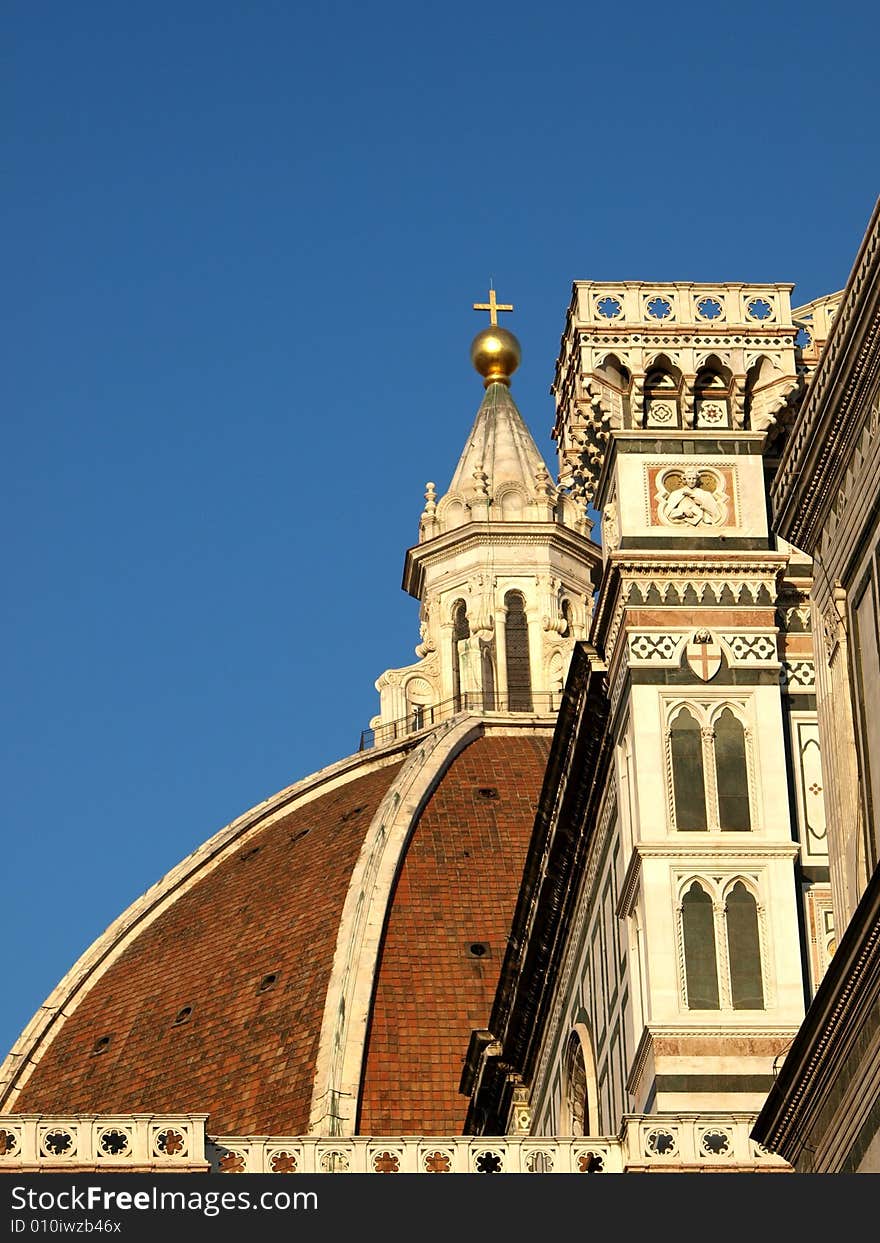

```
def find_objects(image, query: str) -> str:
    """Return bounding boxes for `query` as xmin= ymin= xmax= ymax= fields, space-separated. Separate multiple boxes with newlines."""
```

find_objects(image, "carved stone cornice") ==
xmin=773 ymin=198 xmax=880 ymax=551
xmin=633 ymin=842 xmax=800 ymax=862
xmin=591 ymin=552 xmax=789 ymax=655
xmin=402 ymin=521 xmax=600 ymax=599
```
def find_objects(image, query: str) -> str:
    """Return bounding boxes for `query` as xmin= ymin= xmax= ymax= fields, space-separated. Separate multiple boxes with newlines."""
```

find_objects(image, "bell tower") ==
xmin=371 ymin=293 xmax=601 ymax=743
xmin=546 ymin=282 xmax=830 ymax=1121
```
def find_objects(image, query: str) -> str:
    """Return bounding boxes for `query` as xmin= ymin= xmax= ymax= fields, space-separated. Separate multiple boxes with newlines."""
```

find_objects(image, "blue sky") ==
xmin=3 ymin=1 xmax=878 ymax=1061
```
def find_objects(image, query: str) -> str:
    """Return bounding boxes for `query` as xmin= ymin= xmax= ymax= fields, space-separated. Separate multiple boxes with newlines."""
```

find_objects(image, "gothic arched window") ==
xmin=694 ymin=362 xmax=732 ymax=429
xmin=670 ymin=707 xmax=707 ymax=830
xmin=504 ymin=591 xmax=532 ymax=712
xmin=725 ymin=882 xmax=764 ymax=1009
xmin=682 ymin=882 xmax=720 ymax=1009
xmin=714 ymin=708 xmax=751 ymax=831
xmin=644 ymin=362 xmax=681 ymax=429
xmin=563 ymin=1032 xmax=589 ymax=1136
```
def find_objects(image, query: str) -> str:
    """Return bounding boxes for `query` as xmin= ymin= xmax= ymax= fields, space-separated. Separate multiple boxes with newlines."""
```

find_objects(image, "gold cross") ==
xmin=473 ymin=287 xmax=513 ymax=326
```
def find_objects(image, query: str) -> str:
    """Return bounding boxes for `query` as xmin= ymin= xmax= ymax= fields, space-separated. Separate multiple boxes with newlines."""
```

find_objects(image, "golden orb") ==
xmin=470 ymin=326 xmax=521 ymax=388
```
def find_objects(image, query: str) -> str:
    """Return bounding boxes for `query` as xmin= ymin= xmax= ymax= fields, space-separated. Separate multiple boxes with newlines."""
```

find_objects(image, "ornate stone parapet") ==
xmin=0 ymin=1115 xmax=209 ymax=1172
xmin=552 ymin=281 xmax=801 ymax=503
xmin=0 ymin=1114 xmax=789 ymax=1173
xmin=208 ymin=1134 xmax=621 ymax=1174
xmin=619 ymin=1113 xmax=788 ymax=1171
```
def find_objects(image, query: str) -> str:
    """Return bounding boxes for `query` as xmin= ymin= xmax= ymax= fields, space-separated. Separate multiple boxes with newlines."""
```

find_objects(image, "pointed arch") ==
xmin=693 ymin=355 xmax=733 ymax=429
xmin=563 ymin=1023 xmax=600 ymax=1137
xmin=643 ymin=353 xmax=683 ymax=429
xmin=712 ymin=706 xmax=751 ymax=830
xmin=724 ymin=880 xmax=764 ymax=1009
xmin=743 ymin=354 xmax=790 ymax=431
xmin=594 ymin=352 xmax=631 ymax=388
xmin=670 ymin=706 xmax=708 ymax=829
xmin=681 ymin=881 xmax=720 ymax=1009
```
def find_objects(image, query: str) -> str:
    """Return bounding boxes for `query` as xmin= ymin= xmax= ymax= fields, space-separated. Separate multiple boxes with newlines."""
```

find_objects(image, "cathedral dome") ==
xmin=1 ymin=722 xmax=552 ymax=1136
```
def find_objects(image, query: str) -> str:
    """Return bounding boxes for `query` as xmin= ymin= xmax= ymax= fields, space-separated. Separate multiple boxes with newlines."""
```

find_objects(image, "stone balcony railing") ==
xmin=209 ymin=1116 xmax=783 ymax=1173
xmin=0 ymin=1114 xmax=209 ymax=1171
xmin=207 ymin=1135 xmax=618 ymax=1174
xmin=361 ymin=691 xmax=562 ymax=752
xmin=0 ymin=1115 xmax=787 ymax=1173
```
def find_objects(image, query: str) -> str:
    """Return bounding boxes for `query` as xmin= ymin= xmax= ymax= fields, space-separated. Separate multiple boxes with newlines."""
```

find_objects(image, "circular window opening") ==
xmin=258 ymin=973 xmax=279 ymax=992
xmin=468 ymin=942 xmax=489 ymax=958
xmin=596 ymin=296 xmax=622 ymax=319
xmin=746 ymin=297 xmax=773 ymax=321
xmin=696 ymin=296 xmax=723 ymax=320
xmin=91 ymin=1034 xmax=112 ymax=1056
xmin=172 ymin=1006 xmax=193 ymax=1026
xmin=646 ymin=296 xmax=672 ymax=320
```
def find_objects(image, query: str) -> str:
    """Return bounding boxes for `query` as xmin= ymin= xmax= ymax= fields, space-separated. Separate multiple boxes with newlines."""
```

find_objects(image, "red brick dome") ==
xmin=2 ymin=725 xmax=551 ymax=1137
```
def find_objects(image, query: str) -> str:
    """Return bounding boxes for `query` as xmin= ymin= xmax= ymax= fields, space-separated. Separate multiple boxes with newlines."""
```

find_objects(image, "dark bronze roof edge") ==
xmin=752 ymin=861 xmax=880 ymax=1162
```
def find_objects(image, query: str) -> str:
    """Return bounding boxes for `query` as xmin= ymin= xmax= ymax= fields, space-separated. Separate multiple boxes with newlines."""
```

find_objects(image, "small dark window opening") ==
xmin=290 ymin=828 xmax=311 ymax=843
xmin=476 ymin=786 xmax=499 ymax=799
xmin=172 ymin=1005 xmax=193 ymax=1026
xmin=468 ymin=942 xmax=489 ymax=958
xmin=239 ymin=845 xmax=262 ymax=862
xmin=258 ymin=973 xmax=279 ymax=992
xmin=91 ymin=1034 xmax=112 ymax=1056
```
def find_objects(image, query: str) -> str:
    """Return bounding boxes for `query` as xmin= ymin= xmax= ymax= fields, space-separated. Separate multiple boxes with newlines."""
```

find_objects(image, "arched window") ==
xmin=452 ymin=600 xmax=470 ymax=710
xmin=563 ymin=1032 xmax=589 ymax=1136
xmin=504 ymin=591 xmax=532 ymax=712
xmin=480 ymin=640 xmax=496 ymax=712
xmin=595 ymin=354 xmax=631 ymax=426
xmin=670 ymin=707 xmax=707 ymax=830
xmin=725 ymin=882 xmax=764 ymax=1009
xmin=714 ymin=708 xmax=751 ymax=830
xmin=694 ymin=362 xmax=732 ymax=429
xmin=644 ymin=361 xmax=681 ymax=428
xmin=682 ymin=882 xmax=720 ymax=1009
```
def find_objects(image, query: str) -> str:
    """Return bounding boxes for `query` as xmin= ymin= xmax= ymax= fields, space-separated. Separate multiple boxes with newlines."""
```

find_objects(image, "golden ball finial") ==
xmin=470 ymin=325 xmax=521 ymax=388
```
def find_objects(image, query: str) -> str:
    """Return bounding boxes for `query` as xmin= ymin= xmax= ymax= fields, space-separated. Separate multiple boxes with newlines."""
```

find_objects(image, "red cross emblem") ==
xmin=686 ymin=632 xmax=722 ymax=681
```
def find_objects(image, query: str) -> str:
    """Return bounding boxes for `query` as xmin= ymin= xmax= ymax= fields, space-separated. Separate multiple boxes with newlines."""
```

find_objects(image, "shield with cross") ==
xmin=686 ymin=631 xmax=722 ymax=681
